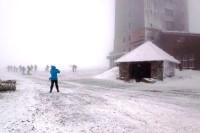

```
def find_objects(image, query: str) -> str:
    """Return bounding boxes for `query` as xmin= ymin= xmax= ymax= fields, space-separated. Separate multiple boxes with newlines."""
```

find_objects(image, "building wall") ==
xmin=156 ymin=32 xmax=200 ymax=70
xmin=109 ymin=0 xmax=189 ymax=68
xmin=151 ymin=61 xmax=163 ymax=80
xmin=119 ymin=63 xmax=130 ymax=80
xmin=173 ymin=0 xmax=189 ymax=31
xmin=113 ymin=0 xmax=145 ymax=54
xmin=144 ymin=0 xmax=188 ymax=31
xmin=108 ymin=0 xmax=145 ymax=66
xmin=144 ymin=0 xmax=164 ymax=30
xmin=163 ymin=61 xmax=176 ymax=78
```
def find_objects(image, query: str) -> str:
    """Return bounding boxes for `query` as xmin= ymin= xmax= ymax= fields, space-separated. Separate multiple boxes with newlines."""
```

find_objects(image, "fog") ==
xmin=0 ymin=0 xmax=200 ymax=69
xmin=0 ymin=0 xmax=115 ymax=69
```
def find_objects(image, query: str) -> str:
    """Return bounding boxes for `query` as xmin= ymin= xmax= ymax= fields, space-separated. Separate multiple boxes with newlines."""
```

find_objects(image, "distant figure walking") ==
xmin=45 ymin=65 xmax=50 ymax=72
xmin=22 ymin=66 xmax=26 ymax=75
xmin=27 ymin=66 xmax=32 ymax=75
xmin=72 ymin=64 xmax=77 ymax=72
xmin=178 ymin=63 xmax=183 ymax=71
xmin=49 ymin=65 xmax=60 ymax=93
xmin=34 ymin=65 xmax=38 ymax=72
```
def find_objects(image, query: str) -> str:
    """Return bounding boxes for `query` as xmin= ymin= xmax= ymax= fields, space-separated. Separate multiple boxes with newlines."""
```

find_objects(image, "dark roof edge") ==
xmin=161 ymin=30 xmax=200 ymax=36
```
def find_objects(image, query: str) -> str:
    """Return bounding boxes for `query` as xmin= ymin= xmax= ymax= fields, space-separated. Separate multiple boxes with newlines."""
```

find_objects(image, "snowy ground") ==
xmin=0 ymin=68 xmax=200 ymax=133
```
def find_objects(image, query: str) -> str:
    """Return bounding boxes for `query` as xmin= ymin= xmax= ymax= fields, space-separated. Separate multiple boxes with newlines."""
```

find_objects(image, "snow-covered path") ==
xmin=1 ymin=70 xmax=200 ymax=133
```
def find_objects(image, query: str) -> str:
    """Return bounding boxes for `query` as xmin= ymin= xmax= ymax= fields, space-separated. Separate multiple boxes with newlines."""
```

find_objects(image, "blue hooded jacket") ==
xmin=49 ymin=66 xmax=60 ymax=80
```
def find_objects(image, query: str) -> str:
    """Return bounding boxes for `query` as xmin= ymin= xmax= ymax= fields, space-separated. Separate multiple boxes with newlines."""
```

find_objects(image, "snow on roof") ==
xmin=116 ymin=41 xmax=180 ymax=64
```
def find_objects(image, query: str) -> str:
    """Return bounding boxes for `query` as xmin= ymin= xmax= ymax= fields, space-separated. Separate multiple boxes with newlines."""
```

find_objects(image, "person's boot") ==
xmin=57 ymin=88 xmax=59 ymax=93
xmin=50 ymin=88 xmax=53 ymax=93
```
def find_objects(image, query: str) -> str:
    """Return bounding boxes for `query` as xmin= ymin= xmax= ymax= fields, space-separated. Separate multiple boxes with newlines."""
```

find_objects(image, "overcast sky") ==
xmin=0 ymin=0 xmax=200 ymax=69
xmin=0 ymin=0 xmax=115 ymax=69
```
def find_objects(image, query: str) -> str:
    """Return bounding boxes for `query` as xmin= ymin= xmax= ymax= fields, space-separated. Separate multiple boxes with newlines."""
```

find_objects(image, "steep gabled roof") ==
xmin=116 ymin=41 xmax=180 ymax=64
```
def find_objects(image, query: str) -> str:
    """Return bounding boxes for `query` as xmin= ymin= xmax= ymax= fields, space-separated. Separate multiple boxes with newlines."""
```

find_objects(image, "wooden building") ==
xmin=115 ymin=41 xmax=180 ymax=81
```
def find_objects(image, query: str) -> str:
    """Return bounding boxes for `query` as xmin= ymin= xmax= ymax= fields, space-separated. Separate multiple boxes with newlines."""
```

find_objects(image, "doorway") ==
xmin=129 ymin=62 xmax=151 ymax=80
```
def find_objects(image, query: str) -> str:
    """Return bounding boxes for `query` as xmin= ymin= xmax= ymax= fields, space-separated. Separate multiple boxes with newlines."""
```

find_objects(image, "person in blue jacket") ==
xmin=49 ymin=65 xmax=60 ymax=93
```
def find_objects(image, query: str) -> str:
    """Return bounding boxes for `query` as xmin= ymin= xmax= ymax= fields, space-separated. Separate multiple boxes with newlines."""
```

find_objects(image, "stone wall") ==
xmin=0 ymin=80 xmax=16 ymax=91
xmin=119 ymin=61 xmax=164 ymax=81
xmin=119 ymin=63 xmax=130 ymax=81
xmin=151 ymin=61 xmax=163 ymax=80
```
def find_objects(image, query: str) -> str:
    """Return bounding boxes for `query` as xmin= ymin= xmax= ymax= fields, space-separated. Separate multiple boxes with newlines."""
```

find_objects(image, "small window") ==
xmin=166 ymin=21 xmax=174 ymax=30
xmin=180 ymin=55 xmax=195 ymax=69
xmin=122 ymin=37 xmax=126 ymax=43
xmin=165 ymin=9 xmax=174 ymax=17
xmin=128 ymin=35 xmax=131 ymax=41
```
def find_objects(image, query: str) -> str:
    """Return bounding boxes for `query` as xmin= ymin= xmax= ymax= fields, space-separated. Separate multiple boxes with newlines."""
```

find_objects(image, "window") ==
xmin=122 ymin=37 xmax=126 ymax=43
xmin=166 ymin=0 xmax=173 ymax=4
xmin=128 ymin=35 xmax=131 ymax=41
xmin=188 ymin=55 xmax=195 ymax=69
xmin=180 ymin=55 xmax=195 ymax=69
xmin=166 ymin=21 xmax=174 ymax=30
xmin=165 ymin=9 xmax=174 ymax=17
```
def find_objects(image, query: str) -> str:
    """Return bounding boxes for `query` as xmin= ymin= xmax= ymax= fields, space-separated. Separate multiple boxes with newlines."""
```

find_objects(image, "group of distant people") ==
xmin=7 ymin=65 xmax=38 ymax=75
xmin=7 ymin=64 xmax=78 ymax=93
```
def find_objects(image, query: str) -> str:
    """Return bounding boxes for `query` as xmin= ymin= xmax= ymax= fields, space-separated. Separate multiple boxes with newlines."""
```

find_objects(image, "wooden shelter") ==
xmin=115 ymin=41 xmax=180 ymax=81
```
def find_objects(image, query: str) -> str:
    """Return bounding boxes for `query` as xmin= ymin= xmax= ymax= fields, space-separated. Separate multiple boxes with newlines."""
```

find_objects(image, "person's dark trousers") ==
xmin=50 ymin=80 xmax=59 ymax=93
